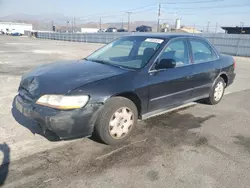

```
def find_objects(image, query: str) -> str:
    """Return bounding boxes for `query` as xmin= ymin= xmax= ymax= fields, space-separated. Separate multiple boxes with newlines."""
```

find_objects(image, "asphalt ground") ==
xmin=0 ymin=35 xmax=250 ymax=188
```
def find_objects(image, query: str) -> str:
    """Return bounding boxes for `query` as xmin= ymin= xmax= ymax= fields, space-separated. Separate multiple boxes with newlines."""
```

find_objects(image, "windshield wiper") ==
xmin=85 ymin=58 xmax=109 ymax=65
xmin=85 ymin=58 xmax=135 ymax=71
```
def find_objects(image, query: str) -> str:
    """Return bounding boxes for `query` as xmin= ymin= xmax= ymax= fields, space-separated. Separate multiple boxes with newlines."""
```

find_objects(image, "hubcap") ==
xmin=214 ymin=81 xmax=224 ymax=101
xmin=109 ymin=107 xmax=134 ymax=139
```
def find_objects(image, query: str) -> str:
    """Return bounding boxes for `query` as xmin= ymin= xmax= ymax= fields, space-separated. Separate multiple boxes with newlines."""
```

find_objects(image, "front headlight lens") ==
xmin=36 ymin=95 xmax=89 ymax=110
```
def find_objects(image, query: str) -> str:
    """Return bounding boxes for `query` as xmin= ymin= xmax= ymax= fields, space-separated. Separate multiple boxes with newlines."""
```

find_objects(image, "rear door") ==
xmin=188 ymin=38 xmax=221 ymax=98
xmin=148 ymin=38 xmax=194 ymax=112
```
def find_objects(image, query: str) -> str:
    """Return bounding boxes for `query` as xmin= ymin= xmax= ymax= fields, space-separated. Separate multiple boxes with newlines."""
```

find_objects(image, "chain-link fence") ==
xmin=26 ymin=31 xmax=250 ymax=57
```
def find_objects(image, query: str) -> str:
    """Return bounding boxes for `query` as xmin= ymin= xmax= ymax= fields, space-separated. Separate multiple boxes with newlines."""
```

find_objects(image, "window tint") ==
xmin=190 ymin=40 xmax=217 ymax=63
xmin=159 ymin=39 xmax=189 ymax=67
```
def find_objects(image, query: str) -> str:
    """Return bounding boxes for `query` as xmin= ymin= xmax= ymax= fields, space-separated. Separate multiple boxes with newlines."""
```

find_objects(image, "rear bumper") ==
xmin=228 ymin=72 xmax=236 ymax=86
xmin=14 ymin=95 xmax=103 ymax=139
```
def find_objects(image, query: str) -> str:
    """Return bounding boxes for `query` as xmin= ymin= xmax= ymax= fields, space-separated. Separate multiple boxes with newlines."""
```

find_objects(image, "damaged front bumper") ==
xmin=14 ymin=95 xmax=103 ymax=139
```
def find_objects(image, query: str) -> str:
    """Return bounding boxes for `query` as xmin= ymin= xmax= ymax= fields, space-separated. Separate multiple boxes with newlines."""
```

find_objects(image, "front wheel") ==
xmin=206 ymin=77 xmax=225 ymax=105
xmin=94 ymin=97 xmax=138 ymax=145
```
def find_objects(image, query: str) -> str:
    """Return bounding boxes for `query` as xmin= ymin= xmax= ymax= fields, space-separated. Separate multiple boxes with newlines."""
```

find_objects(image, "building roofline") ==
xmin=0 ymin=22 xmax=32 ymax=26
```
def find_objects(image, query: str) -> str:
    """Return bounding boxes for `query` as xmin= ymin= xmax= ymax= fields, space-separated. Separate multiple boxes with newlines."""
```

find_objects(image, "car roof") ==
xmin=128 ymin=33 xmax=204 ymax=40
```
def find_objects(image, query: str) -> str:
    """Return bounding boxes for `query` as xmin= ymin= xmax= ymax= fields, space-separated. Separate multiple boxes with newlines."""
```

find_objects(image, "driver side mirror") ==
xmin=155 ymin=58 xmax=176 ymax=70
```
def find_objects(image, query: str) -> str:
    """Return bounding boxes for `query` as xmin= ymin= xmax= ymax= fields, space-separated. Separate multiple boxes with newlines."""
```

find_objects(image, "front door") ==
xmin=148 ymin=38 xmax=194 ymax=112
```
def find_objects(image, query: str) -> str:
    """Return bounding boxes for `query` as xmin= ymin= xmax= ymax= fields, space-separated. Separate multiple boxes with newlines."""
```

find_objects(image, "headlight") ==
xmin=36 ymin=95 xmax=89 ymax=110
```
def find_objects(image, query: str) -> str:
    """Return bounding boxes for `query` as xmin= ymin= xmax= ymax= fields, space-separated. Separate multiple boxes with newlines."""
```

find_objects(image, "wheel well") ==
xmin=114 ymin=92 xmax=142 ymax=117
xmin=220 ymin=73 xmax=228 ymax=86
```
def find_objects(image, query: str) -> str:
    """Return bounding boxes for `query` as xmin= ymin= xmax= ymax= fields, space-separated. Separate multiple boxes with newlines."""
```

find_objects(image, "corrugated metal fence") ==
xmin=30 ymin=31 xmax=250 ymax=57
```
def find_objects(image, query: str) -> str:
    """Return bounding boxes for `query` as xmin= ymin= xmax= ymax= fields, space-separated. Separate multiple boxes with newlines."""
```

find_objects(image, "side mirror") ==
xmin=155 ymin=58 xmax=176 ymax=70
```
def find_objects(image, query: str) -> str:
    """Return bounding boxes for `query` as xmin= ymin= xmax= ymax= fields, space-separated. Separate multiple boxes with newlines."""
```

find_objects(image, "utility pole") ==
xmin=206 ymin=21 xmax=210 ymax=33
xmin=74 ymin=17 xmax=76 ymax=32
xmin=215 ymin=22 xmax=218 ymax=33
xmin=157 ymin=3 xmax=161 ymax=32
xmin=71 ymin=18 xmax=74 ymax=33
xmin=51 ymin=21 xmax=54 ymax=31
xmin=99 ymin=17 xmax=102 ymax=30
xmin=126 ymin=12 xmax=132 ymax=31
xmin=240 ymin=22 xmax=244 ymax=34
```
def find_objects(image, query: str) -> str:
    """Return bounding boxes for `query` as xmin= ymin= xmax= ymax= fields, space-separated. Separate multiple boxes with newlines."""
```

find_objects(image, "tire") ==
xmin=94 ymin=97 xmax=138 ymax=145
xmin=206 ymin=77 xmax=225 ymax=105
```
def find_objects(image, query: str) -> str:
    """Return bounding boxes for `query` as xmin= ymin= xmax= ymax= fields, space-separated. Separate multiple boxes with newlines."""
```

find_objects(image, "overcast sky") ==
xmin=0 ymin=0 xmax=250 ymax=30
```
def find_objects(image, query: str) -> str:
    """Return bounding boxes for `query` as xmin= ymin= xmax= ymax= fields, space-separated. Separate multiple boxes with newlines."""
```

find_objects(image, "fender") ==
xmin=212 ymin=71 xmax=228 ymax=88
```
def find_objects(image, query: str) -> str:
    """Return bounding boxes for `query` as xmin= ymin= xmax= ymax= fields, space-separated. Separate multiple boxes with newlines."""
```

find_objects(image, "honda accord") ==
xmin=14 ymin=34 xmax=236 ymax=145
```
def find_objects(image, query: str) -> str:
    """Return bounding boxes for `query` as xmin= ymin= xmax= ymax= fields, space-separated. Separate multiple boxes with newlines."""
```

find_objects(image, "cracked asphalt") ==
xmin=0 ymin=35 xmax=250 ymax=188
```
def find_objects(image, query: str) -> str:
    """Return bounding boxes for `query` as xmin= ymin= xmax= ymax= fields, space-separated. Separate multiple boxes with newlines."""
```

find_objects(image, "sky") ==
xmin=0 ymin=0 xmax=250 ymax=30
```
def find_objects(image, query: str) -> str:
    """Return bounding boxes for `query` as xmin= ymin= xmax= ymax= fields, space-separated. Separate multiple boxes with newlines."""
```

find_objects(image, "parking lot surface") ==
xmin=0 ymin=35 xmax=250 ymax=188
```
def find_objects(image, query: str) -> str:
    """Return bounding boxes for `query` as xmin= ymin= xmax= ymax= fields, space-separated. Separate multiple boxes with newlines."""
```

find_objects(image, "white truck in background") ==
xmin=81 ymin=28 xmax=100 ymax=33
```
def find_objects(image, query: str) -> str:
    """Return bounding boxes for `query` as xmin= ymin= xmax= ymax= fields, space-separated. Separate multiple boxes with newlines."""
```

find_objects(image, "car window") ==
xmin=190 ymin=39 xmax=217 ymax=63
xmin=138 ymin=41 xmax=160 ymax=55
xmin=86 ymin=36 xmax=165 ymax=69
xmin=159 ymin=39 xmax=189 ymax=67
xmin=98 ymin=40 xmax=133 ymax=59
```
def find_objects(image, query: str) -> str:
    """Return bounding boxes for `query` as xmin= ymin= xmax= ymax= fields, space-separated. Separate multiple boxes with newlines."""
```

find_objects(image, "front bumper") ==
xmin=14 ymin=95 xmax=103 ymax=139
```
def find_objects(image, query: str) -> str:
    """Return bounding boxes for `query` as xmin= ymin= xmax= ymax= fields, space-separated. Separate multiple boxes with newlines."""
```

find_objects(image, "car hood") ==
xmin=19 ymin=60 xmax=128 ymax=98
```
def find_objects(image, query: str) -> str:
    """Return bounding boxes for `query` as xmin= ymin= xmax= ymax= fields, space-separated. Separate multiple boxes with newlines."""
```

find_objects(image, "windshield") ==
xmin=86 ymin=36 xmax=165 ymax=69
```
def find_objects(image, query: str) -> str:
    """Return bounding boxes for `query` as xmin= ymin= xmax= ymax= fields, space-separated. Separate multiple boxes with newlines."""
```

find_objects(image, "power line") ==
xmin=76 ymin=0 xmax=222 ymax=24
xmin=161 ymin=0 xmax=223 ymax=4
xmin=211 ymin=11 xmax=250 ymax=15
xmin=161 ymin=9 xmax=250 ymax=15
xmin=80 ymin=3 xmax=156 ymax=18
xmin=162 ymin=3 xmax=250 ymax=10
xmin=132 ymin=7 xmax=156 ymax=14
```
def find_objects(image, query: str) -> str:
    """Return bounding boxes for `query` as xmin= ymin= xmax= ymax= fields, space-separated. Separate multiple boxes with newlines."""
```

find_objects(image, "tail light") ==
xmin=233 ymin=58 xmax=236 ymax=68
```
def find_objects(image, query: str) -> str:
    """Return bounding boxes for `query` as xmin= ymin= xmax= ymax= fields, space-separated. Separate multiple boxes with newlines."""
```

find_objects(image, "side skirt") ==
xmin=141 ymin=94 xmax=209 ymax=120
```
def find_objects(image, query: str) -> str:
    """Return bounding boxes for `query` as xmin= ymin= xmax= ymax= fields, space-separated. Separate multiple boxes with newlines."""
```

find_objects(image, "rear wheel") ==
xmin=206 ymin=77 xmax=225 ymax=105
xmin=94 ymin=97 xmax=138 ymax=145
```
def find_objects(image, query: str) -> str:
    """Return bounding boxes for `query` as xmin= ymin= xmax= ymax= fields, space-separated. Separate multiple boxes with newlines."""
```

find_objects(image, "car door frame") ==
xmin=186 ymin=37 xmax=221 ymax=99
xmin=144 ymin=37 xmax=195 ymax=117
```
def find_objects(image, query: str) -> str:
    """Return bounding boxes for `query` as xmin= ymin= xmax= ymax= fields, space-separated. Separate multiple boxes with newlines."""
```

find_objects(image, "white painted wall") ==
xmin=0 ymin=22 xmax=33 ymax=34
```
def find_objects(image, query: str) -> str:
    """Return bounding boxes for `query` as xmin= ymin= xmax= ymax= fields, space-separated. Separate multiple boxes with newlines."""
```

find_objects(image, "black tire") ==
xmin=94 ymin=97 xmax=138 ymax=145
xmin=206 ymin=77 xmax=225 ymax=105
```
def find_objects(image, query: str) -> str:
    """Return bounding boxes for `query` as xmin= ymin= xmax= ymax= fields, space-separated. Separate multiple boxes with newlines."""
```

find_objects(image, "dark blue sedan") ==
xmin=15 ymin=34 xmax=236 ymax=145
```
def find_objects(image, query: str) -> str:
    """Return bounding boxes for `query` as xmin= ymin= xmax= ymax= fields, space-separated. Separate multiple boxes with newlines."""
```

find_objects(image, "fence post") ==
xmin=212 ymin=33 xmax=216 ymax=45
xmin=236 ymin=35 xmax=241 ymax=56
